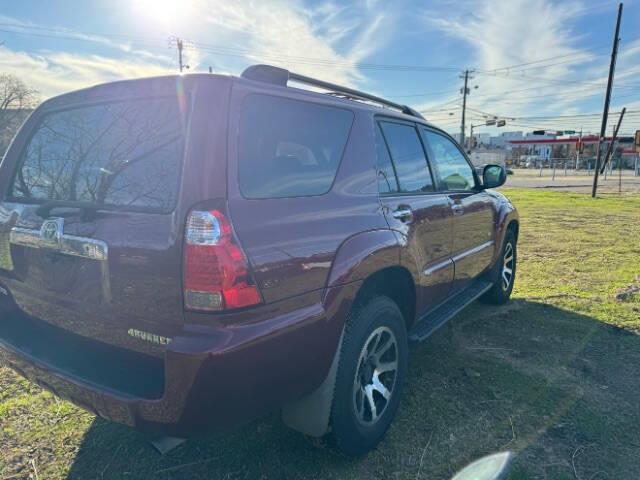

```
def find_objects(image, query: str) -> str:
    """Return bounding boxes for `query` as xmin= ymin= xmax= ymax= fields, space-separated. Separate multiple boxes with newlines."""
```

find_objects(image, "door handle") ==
xmin=392 ymin=208 xmax=414 ymax=223
xmin=452 ymin=204 xmax=464 ymax=216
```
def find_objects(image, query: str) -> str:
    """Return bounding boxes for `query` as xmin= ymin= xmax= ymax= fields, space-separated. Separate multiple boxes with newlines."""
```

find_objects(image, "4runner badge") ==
xmin=128 ymin=328 xmax=172 ymax=345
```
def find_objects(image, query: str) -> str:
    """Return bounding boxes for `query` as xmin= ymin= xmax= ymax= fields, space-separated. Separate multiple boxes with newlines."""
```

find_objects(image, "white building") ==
xmin=490 ymin=131 xmax=523 ymax=148
xmin=473 ymin=133 xmax=491 ymax=147
xmin=469 ymin=150 xmax=507 ymax=168
xmin=521 ymin=132 xmax=557 ymax=160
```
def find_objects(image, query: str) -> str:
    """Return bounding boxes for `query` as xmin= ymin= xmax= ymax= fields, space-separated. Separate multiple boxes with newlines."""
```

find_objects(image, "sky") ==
xmin=1 ymin=0 xmax=639 ymax=137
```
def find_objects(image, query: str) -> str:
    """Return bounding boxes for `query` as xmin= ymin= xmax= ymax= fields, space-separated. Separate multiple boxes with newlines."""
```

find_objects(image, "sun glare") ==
xmin=133 ymin=0 xmax=182 ymax=25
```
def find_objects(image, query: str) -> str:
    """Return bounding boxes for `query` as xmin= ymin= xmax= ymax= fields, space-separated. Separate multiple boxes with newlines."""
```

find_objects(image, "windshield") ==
xmin=10 ymin=97 xmax=185 ymax=212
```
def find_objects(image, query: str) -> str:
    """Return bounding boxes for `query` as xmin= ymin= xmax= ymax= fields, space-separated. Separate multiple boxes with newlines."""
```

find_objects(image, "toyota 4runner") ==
xmin=0 ymin=65 xmax=518 ymax=455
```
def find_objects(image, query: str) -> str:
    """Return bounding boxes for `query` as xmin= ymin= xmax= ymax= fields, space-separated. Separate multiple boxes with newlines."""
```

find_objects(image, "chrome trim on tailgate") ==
xmin=9 ymin=220 xmax=112 ymax=301
xmin=10 ymin=226 xmax=108 ymax=261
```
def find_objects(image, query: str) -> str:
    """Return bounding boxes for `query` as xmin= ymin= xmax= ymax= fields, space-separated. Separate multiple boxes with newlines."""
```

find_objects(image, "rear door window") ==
xmin=11 ymin=97 xmax=185 ymax=212
xmin=238 ymin=95 xmax=353 ymax=199
xmin=375 ymin=123 xmax=399 ymax=194
xmin=421 ymin=128 xmax=476 ymax=191
xmin=379 ymin=121 xmax=434 ymax=194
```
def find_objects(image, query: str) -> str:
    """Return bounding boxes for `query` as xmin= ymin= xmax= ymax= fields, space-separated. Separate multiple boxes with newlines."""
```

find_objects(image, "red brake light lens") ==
xmin=184 ymin=209 xmax=261 ymax=312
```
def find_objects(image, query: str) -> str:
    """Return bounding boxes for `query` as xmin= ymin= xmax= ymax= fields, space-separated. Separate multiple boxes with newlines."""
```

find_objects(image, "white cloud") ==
xmin=198 ymin=0 xmax=391 ymax=85
xmin=0 ymin=1 xmax=391 ymax=99
xmin=0 ymin=14 xmax=171 ymax=63
xmin=0 ymin=13 xmax=178 ymax=98
xmin=419 ymin=0 xmax=619 ymax=131
xmin=0 ymin=47 xmax=173 ymax=98
xmin=410 ymin=1 xmax=640 ymax=136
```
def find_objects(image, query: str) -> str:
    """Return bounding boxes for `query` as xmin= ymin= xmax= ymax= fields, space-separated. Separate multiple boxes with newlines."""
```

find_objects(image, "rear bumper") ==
xmin=0 ymin=297 xmax=342 ymax=437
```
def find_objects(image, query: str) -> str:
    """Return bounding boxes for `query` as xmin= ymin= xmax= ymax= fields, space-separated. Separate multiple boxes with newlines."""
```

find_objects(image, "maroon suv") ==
xmin=0 ymin=65 xmax=518 ymax=455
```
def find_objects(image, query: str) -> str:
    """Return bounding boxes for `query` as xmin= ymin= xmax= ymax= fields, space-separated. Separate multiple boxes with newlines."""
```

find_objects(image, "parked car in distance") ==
xmin=0 ymin=65 xmax=518 ymax=455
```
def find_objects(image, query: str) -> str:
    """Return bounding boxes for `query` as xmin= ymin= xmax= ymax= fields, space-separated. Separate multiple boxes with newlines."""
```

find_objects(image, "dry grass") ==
xmin=1 ymin=189 xmax=639 ymax=479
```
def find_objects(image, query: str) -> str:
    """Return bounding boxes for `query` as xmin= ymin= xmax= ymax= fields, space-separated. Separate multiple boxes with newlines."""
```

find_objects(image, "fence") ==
xmin=512 ymin=156 xmax=640 ymax=179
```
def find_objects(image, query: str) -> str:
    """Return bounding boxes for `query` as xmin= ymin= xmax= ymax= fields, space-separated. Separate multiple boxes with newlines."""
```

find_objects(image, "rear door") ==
xmin=420 ymin=127 xmax=496 ymax=292
xmin=376 ymin=120 xmax=454 ymax=315
xmin=0 ymin=90 xmax=193 ymax=355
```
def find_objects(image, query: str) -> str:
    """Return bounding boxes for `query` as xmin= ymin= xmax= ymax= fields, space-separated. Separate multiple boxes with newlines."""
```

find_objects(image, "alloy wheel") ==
xmin=502 ymin=242 xmax=514 ymax=291
xmin=352 ymin=326 xmax=398 ymax=427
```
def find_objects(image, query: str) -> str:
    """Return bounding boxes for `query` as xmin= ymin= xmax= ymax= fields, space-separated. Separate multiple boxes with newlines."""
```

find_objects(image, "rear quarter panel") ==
xmin=225 ymin=81 xmax=387 ymax=304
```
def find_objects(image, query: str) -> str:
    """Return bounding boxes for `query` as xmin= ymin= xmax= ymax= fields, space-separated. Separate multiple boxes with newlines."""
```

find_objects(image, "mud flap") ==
xmin=281 ymin=329 xmax=345 ymax=437
xmin=148 ymin=436 xmax=186 ymax=455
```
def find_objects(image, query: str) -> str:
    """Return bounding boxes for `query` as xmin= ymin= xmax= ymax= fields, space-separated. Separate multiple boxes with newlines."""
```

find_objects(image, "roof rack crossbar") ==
xmin=241 ymin=64 xmax=424 ymax=120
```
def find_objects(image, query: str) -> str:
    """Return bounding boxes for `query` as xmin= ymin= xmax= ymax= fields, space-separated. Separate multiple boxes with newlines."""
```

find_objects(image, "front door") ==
xmin=376 ymin=120 xmax=454 ymax=315
xmin=420 ymin=128 xmax=496 ymax=292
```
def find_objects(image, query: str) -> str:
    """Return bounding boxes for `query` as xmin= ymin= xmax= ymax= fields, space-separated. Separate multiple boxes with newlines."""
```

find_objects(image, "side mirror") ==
xmin=482 ymin=164 xmax=506 ymax=189
xmin=451 ymin=452 xmax=514 ymax=480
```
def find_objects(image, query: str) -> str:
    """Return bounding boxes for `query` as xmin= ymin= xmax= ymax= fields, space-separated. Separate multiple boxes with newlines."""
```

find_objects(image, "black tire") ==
xmin=329 ymin=296 xmax=408 ymax=456
xmin=481 ymin=228 xmax=517 ymax=305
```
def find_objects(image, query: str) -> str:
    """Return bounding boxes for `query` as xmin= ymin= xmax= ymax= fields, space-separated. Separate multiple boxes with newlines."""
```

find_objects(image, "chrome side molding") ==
xmin=423 ymin=258 xmax=453 ymax=277
xmin=451 ymin=240 xmax=494 ymax=264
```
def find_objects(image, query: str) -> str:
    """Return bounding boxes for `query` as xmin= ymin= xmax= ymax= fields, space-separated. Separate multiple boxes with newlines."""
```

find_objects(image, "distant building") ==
xmin=505 ymin=135 xmax=637 ymax=167
xmin=469 ymin=149 xmax=507 ymax=168
xmin=472 ymin=133 xmax=491 ymax=147
xmin=489 ymin=131 xmax=523 ymax=148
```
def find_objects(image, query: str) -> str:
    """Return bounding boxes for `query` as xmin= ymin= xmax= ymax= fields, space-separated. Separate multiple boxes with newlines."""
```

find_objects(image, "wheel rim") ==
xmin=502 ymin=242 xmax=514 ymax=291
xmin=352 ymin=326 xmax=398 ymax=427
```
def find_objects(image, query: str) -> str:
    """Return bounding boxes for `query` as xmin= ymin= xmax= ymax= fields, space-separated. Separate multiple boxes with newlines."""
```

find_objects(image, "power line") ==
xmin=460 ymin=106 xmax=639 ymax=122
xmin=476 ymin=68 xmax=640 ymax=89
xmin=478 ymin=48 xmax=608 ymax=74
xmin=393 ymin=88 xmax=460 ymax=98
xmin=2 ymin=20 xmax=639 ymax=126
xmin=184 ymin=42 xmax=462 ymax=72
xmin=468 ymin=82 xmax=637 ymax=103
xmin=515 ymin=110 xmax=638 ymax=120
xmin=0 ymin=26 xmax=164 ymax=51
xmin=2 ymin=22 xmax=634 ymax=80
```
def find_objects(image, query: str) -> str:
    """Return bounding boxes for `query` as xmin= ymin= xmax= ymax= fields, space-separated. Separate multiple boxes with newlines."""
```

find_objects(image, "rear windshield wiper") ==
xmin=35 ymin=201 xmax=100 ymax=220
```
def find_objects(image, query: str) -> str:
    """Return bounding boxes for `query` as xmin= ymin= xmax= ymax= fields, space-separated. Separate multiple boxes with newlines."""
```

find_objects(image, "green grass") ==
xmin=1 ymin=189 xmax=640 ymax=479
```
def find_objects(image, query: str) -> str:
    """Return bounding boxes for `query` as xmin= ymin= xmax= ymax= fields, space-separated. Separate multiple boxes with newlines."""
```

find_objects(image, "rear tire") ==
xmin=329 ymin=296 xmax=408 ymax=456
xmin=481 ymin=229 xmax=517 ymax=305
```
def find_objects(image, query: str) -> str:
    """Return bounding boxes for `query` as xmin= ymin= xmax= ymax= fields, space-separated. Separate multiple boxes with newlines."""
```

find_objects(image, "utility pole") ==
xmin=592 ymin=2 xmax=623 ymax=198
xmin=460 ymin=70 xmax=474 ymax=148
xmin=576 ymin=128 xmax=583 ymax=170
xmin=169 ymin=37 xmax=190 ymax=72
xmin=177 ymin=38 xmax=184 ymax=73
xmin=600 ymin=108 xmax=626 ymax=174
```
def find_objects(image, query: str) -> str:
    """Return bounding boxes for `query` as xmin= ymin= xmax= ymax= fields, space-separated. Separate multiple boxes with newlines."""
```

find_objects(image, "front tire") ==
xmin=329 ymin=296 xmax=408 ymax=456
xmin=481 ymin=228 xmax=517 ymax=304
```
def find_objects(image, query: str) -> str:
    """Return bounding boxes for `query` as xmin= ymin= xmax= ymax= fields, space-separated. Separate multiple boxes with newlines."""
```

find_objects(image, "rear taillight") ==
xmin=183 ymin=209 xmax=262 ymax=312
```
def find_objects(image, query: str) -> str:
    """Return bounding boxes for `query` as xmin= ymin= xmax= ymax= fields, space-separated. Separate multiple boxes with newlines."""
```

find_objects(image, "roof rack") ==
xmin=241 ymin=64 xmax=424 ymax=120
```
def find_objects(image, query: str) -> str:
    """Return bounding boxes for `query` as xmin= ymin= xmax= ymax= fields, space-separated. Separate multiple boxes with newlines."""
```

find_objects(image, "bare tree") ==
xmin=0 ymin=74 xmax=39 ymax=155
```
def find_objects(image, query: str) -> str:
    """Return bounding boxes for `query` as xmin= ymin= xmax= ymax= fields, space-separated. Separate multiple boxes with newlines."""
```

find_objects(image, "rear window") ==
xmin=11 ymin=97 xmax=186 ymax=212
xmin=238 ymin=95 xmax=353 ymax=199
xmin=379 ymin=121 xmax=434 ymax=194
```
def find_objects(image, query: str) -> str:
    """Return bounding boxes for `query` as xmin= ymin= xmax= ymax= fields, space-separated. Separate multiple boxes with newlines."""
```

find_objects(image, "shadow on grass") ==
xmin=66 ymin=300 xmax=640 ymax=479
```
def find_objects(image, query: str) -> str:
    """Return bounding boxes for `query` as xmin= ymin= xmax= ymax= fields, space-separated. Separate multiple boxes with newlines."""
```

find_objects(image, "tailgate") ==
xmin=0 ymin=88 xmax=190 ymax=356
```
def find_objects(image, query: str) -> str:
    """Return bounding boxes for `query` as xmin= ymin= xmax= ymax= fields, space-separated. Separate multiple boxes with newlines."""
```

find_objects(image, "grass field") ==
xmin=1 ymin=189 xmax=640 ymax=480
